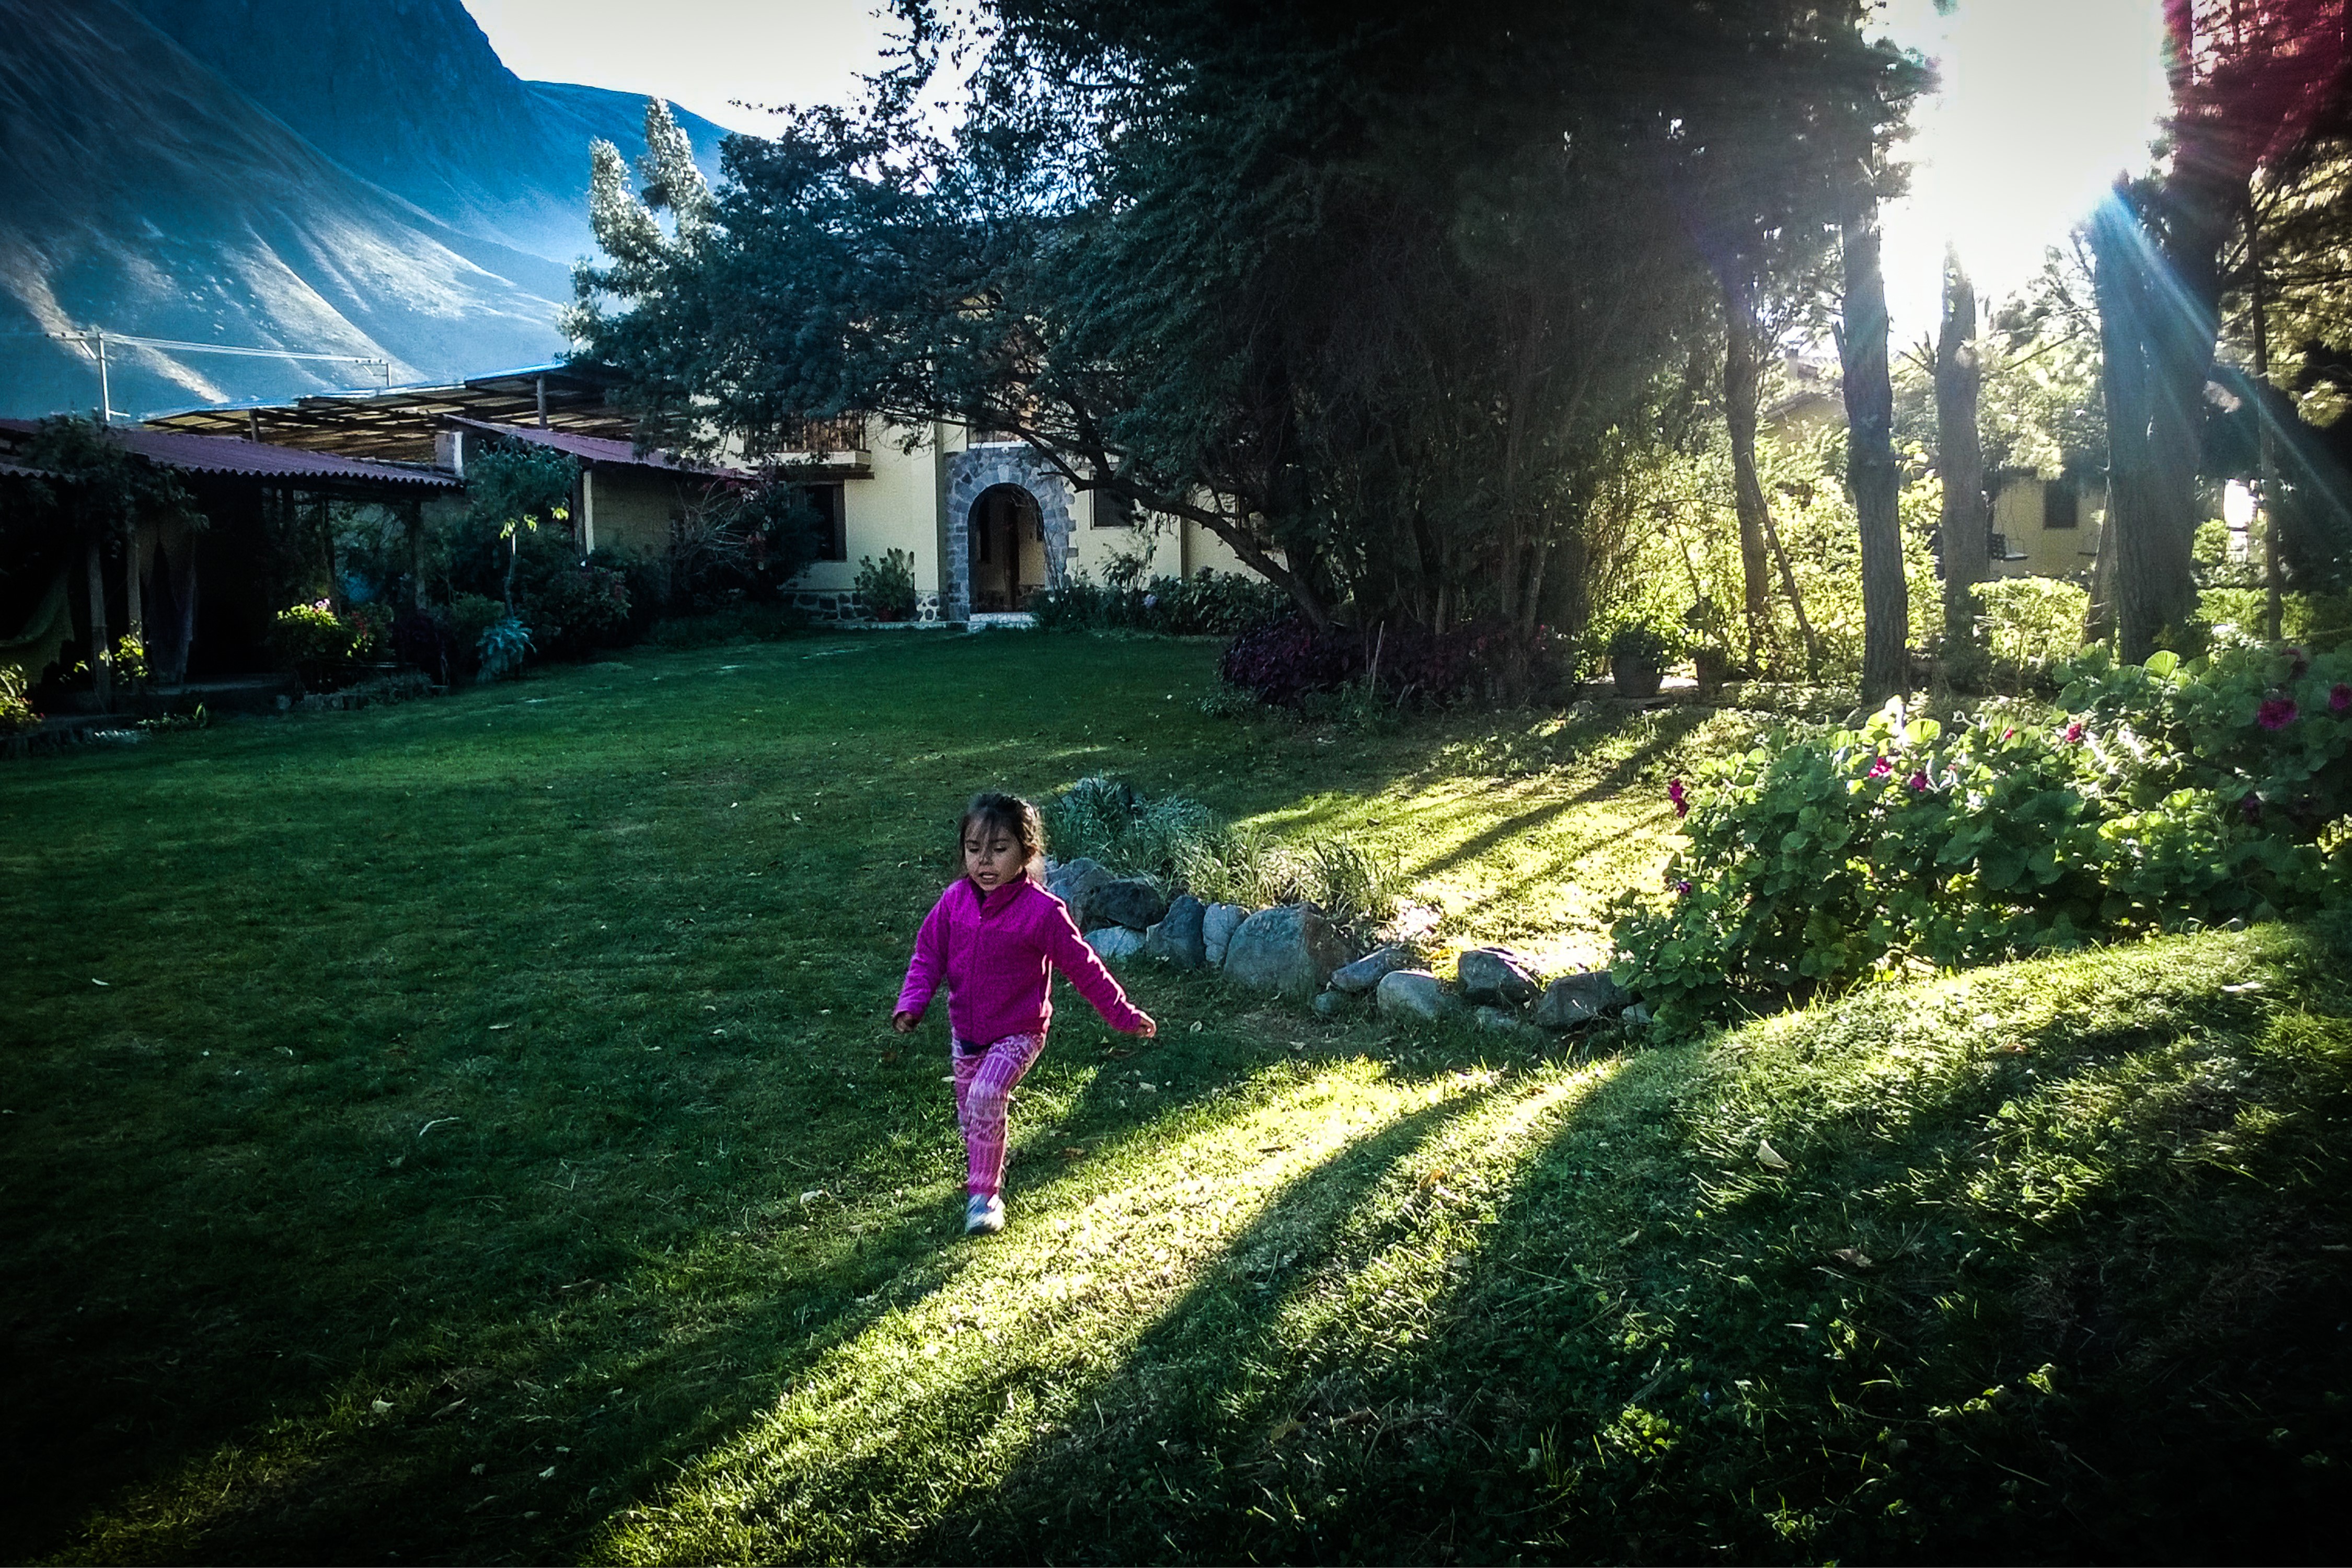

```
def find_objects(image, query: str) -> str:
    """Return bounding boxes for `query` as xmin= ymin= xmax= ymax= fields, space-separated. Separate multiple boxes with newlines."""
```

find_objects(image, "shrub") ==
xmin=391 ymin=607 xmax=458 ymax=685
xmin=1218 ymin=616 xmax=1568 ymax=710
xmin=1043 ymin=776 xmax=1399 ymax=925
xmin=1606 ymin=622 xmax=1679 ymax=668
xmin=0 ymin=664 xmax=40 ymax=735
xmin=528 ymin=563 xmax=632 ymax=660
xmin=1611 ymin=641 xmax=2352 ymax=1031
xmin=1031 ymin=570 xmax=1292 ymax=636
xmin=476 ymin=616 xmax=534 ymax=682
xmin=1971 ymin=577 xmax=2088 ymax=689
xmin=447 ymin=594 xmax=505 ymax=679
xmin=270 ymin=600 xmax=382 ymax=691
xmin=855 ymin=548 xmax=920 ymax=621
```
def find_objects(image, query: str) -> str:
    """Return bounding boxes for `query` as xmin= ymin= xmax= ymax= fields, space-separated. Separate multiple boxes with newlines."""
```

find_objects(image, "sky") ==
xmin=1877 ymin=0 xmax=2172 ymax=344
xmin=460 ymin=0 xmax=896 ymax=136
xmin=465 ymin=0 xmax=2175 ymax=343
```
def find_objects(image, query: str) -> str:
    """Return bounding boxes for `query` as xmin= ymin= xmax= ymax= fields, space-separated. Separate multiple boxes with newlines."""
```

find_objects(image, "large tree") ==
xmin=2094 ymin=0 xmax=2349 ymax=660
xmin=571 ymin=1 xmax=1913 ymax=686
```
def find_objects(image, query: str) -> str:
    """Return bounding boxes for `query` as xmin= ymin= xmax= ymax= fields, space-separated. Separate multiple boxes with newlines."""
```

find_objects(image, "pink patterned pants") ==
xmin=952 ymin=1032 xmax=1047 ymax=1197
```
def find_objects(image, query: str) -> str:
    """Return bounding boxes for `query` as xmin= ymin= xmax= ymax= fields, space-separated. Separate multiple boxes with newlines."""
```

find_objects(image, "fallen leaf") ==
xmin=471 ymin=1463 xmax=487 ymax=1476
xmin=371 ymin=1399 xmax=394 ymax=1414
xmin=539 ymin=1466 xmax=557 ymax=1480
xmin=1267 ymin=1417 xmax=1302 ymax=1445
xmin=489 ymin=1023 xmax=513 ymax=1031
xmin=1189 ymin=1021 xmax=1204 ymax=1034
xmin=1829 ymin=1247 xmax=1875 ymax=1270
xmin=1756 ymin=1137 xmax=1791 ymax=1171
xmin=1988 ymin=1042 xmax=2030 ymax=1056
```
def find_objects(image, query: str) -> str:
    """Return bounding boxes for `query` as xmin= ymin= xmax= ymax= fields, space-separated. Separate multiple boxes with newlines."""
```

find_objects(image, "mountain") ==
xmin=0 ymin=0 xmax=732 ymax=421
xmin=122 ymin=0 xmax=729 ymax=266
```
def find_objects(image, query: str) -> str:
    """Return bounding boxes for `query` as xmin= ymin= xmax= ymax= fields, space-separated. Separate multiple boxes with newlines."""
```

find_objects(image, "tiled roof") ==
xmin=445 ymin=416 xmax=746 ymax=477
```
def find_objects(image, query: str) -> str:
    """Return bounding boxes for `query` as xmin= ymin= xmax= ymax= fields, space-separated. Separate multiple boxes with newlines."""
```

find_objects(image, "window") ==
xmin=2043 ymin=479 xmax=2079 ymax=530
xmin=802 ymin=484 xmax=847 ymax=561
xmin=1092 ymin=489 xmax=1134 ymax=529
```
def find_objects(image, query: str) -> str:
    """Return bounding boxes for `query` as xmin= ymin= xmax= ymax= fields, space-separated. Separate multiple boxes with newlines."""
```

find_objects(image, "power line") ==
xmin=42 ymin=328 xmax=395 ymax=421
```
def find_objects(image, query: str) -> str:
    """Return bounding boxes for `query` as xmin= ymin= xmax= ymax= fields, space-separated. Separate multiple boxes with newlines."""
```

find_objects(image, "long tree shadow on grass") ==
xmin=0 ymin=961 xmax=1335 ymax=1563
xmin=937 ymin=930 xmax=2352 ymax=1565
xmin=583 ymin=1078 xmax=1497 ymax=1563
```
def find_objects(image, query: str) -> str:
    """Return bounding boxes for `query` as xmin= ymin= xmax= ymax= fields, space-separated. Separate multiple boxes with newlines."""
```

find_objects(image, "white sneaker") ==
xmin=964 ymin=1193 xmax=1005 ymax=1234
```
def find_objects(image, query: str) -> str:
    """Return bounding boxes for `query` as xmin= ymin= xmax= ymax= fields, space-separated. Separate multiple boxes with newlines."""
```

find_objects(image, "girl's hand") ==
xmin=1134 ymin=1014 xmax=1158 ymax=1039
xmin=891 ymin=1010 xmax=918 ymax=1034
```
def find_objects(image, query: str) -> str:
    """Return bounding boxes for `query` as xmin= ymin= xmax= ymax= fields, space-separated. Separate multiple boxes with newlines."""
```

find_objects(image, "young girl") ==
xmin=894 ymin=792 xmax=1156 ymax=1233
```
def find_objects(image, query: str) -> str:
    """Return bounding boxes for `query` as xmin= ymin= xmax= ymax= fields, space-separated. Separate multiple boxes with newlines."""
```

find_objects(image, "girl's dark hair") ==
xmin=959 ymin=791 xmax=1047 ymax=881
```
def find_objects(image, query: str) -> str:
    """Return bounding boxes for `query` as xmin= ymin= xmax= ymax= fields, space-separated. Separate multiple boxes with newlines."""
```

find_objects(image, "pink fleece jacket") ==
xmin=896 ymin=876 xmax=1150 ymax=1045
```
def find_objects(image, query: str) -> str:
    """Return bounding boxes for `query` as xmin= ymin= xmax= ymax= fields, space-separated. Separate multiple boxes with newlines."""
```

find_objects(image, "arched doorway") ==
xmin=966 ymin=483 xmax=1046 ymax=613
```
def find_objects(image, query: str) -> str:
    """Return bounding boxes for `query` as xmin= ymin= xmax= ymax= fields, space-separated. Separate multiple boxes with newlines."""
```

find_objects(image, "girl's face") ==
xmin=963 ymin=821 xmax=1022 ymax=891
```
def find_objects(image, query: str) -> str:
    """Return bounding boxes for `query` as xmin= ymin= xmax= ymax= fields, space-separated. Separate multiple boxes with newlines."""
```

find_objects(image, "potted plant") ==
xmin=1608 ymin=623 xmax=1677 ymax=698
xmin=1692 ymin=642 xmax=1732 ymax=694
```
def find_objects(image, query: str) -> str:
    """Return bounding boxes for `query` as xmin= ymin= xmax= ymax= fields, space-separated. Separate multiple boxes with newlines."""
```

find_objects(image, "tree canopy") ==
xmin=570 ymin=0 xmax=1916 ymax=683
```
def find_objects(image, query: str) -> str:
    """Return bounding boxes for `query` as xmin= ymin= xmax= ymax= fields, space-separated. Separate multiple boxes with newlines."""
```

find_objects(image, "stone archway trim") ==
xmin=943 ymin=447 xmax=1076 ymax=621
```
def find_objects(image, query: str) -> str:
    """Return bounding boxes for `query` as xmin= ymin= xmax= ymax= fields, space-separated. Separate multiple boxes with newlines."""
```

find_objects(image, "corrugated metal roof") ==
xmin=0 ymin=459 xmax=60 ymax=480
xmin=447 ymin=416 xmax=746 ymax=477
xmin=0 ymin=419 xmax=459 ymax=489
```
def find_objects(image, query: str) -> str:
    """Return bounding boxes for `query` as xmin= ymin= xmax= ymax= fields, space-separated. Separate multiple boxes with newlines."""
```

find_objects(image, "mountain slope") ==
xmin=0 ymin=0 xmax=577 ymax=419
xmin=122 ymin=0 xmax=731 ymax=266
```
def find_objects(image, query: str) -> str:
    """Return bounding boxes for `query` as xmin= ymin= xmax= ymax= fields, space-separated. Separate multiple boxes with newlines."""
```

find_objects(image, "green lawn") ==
xmin=2 ymin=631 xmax=2345 ymax=1563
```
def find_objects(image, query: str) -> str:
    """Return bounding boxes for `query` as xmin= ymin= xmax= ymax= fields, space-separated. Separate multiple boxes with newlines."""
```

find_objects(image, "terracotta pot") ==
xmin=1612 ymin=657 xmax=1664 ymax=698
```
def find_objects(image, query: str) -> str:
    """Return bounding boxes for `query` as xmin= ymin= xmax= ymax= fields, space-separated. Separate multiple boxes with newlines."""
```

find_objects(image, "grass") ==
xmin=1 ymin=630 xmax=2344 ymax=1562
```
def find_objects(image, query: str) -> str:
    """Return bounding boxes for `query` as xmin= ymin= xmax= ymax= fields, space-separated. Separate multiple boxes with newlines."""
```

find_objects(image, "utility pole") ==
xmin=52 ymin=328 xmax=394 ymax=421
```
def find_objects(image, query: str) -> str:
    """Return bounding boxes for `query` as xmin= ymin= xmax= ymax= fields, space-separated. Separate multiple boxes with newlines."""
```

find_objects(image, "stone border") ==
xmin=942 ymin=445 xmax=1076 ymax=620
xmin=789 ymin=590 xmax=947 ymax=626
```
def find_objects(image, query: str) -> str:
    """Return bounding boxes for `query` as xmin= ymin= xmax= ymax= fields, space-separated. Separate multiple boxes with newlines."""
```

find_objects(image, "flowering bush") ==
xmin=270 ymin=600 xmax=383 ymax=691
xmin=0 ymin=664 xmax=40 ymax=735
xmin=1611 ymin=641 xmax=2352 ymax=1030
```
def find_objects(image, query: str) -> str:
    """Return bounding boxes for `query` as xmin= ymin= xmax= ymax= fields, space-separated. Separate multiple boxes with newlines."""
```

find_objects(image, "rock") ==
xmin=1050 ymin=862 xmax=1114 ymax=930
xmin=1222 ymin=904 xmax=1351 ymax=998
xmin=1376 ymin=969 xmax=1461 ymax=1023
xmin=1328 ymin=943 xmax=1413 ymax=995
xmin=1085 ymin=926 xmax=1144 ymax=961
xmin=1621 ymin=1001 xmax=1653 ymax=1027
xmin=1310 ymin=989 xmax=1357 ymax=1019
xmin=1202 ymin=903 xmax=1249 ymax=965
xmin=1456 ymin=947 xmax=1539 ymax=1007
xmin=1534 ymin=970 xmax=1628 ymax=1030
xmin=1474 ymin=1005 xmax=1520 ymax=1033
xmin=1140 ymin=894 xmax=1208 ymax=969
xmin=1091 ymin=878 xmax=1169 ymax=932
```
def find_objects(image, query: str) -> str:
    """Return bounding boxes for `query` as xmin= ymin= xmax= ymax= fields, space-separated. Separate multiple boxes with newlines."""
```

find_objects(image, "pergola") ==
xmin=140 ymin=364 xmax=631 ymax=464
xmin=0 ymin=419 xmax=461 ymax=696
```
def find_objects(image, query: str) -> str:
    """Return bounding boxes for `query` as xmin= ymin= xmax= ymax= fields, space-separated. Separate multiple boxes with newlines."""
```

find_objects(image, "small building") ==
xmin=1988 ymin=468 xmax=2103 ymax=582
xmin=145 ymin=366 xmax=1272 ymax=624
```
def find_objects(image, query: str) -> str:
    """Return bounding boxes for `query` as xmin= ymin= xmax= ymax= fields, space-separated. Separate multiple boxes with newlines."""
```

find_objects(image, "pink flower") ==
xmin=1675 ymin=879 xmax=1693 ymax=895
xmin=2063 ymin=721 xmax=2085 ymax=745
xmin=1867 ymin=755 xmax=1893 ymax=780
xmin=2332 ymin=683 xmax=2350 ymax=714
xmin=1907 ymin=770 xmax=1929 ymax=792
xmin=2001 ymin=728 xmax=2015 ymax=742
xmin=2257 ymin=697 xmax=2298 ymax=731
xmin=1668 ymin=778 xmax=1689 ymax=818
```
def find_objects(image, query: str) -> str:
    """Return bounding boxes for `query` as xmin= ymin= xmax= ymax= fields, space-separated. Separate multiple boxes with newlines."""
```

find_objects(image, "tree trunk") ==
xmin=1722 ymin=275 xmax=1774 ymax=669
xmin=122 ymin=524 xmax=145 ymax=690
xmin=85 ymin=539 xmax=112 ymax=710
xmin=1761 ymin=508 xmax=1823 ymax=679
xmin=1839 ymin=193 xmax=1909 ymax=706
xmin=2093 ymin=182 xmax=2223 ymax=662
xmin=2084 ymin=476 xmax=2117 ymax=645
xmin=1933 ymin=246 xmax=1987 ymax=662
